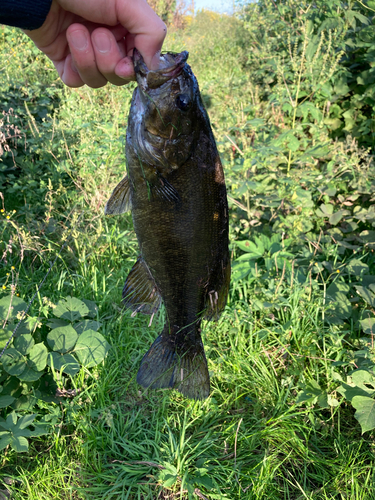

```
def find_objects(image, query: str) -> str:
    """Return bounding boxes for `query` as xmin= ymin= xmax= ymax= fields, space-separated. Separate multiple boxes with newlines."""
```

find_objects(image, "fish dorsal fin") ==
xmin=105 ymin=176 xmax=132 ymax=215
xmin=122 ymin=257 xmax=162 ymax=315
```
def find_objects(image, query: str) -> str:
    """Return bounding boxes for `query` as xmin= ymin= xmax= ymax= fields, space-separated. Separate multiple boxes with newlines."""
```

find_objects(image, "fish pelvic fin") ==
xmin=105 ymin=176 xmax=132 ymax=215
xmin=137 ymin=332 xmax=210 ymax=400
xmin=204 ymin=260 xmax=231 ymax=321
xmin=123 ymin=257 xmax=162 ymax=315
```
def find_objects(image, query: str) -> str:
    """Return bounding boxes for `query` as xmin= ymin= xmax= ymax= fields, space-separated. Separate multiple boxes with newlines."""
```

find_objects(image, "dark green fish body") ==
xmin=105 ymin=50 xmax=230 ymax=400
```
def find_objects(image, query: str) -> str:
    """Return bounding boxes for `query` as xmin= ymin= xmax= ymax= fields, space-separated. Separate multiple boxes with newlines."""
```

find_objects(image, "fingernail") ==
xmin=93 ymin=31 xmax=111 ymax=54
xmin=70 ymin=30 xmax=88 ymax=51
xmin=150 ymin=51 xmax=161 ymax=70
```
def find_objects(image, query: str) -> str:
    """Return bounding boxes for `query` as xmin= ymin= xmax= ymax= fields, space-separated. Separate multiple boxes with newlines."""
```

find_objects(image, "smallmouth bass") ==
xmin=105 ymin=50 xmax=230 ymax=400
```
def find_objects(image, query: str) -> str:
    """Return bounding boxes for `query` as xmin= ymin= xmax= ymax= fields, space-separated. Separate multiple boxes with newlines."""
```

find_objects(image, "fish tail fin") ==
xmin=137 ymin=333 xmax=210 ymax=400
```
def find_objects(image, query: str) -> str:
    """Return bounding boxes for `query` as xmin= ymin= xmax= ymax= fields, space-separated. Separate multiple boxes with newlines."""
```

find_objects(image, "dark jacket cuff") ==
xmin=0 ymin=0 xmax=53 ymax=31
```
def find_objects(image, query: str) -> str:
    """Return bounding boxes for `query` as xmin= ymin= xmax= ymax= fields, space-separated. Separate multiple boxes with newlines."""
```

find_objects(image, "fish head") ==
xmin=132 ymin=49 xmax=199 ymax=169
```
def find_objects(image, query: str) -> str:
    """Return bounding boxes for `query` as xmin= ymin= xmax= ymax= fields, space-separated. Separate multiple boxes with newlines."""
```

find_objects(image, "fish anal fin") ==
xmin=137 ymin=332 xmax=210 ymax=400
xmin=122 ymin=257 xmax=162 ymax=315
xmin=105 ymin=176 xmax=132 ymax=215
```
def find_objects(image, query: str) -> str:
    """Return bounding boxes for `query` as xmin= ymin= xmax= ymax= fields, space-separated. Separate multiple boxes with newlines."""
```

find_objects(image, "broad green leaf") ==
xmin=337 ymin=383 xmax=372 ymax=402
xmin=29 ymin=425 xmax=48 ymax=437
xmin=359 ymin=231 xmax=375 ymax=249
xmin=298 ymin=144 xmax=330 ymax=161
xmin=0 ymin=433 xmax=11 ymax=451
xmin=253 ymin=236 xmax=265 ymax=254
xmin=329 ymin=210 xmax=346 ymax=226
xmin=46 ymin=318 xmax=69 ymax=329
xmin=352 ymin=370 xmax=375 ymax=386
xmin=162 ymin=474 xmax=177 ymax=488
xmin=295 ymin=390 xmax=317 ymax=405
xmin=317 ymin=203 xmax=333 ymax=216
xmin=47 ymin=352 xmax=80 ymax=376
xmin=327 ymin=282 xmax=350 ymax=297
xmin=16 ymin=414 xmax=35 ymax=430
xmin=47 ymin=325 xmax=78 ymax=353
xmin=236 ymin=240 xmax=262 ymax=254
xmin=2 ymin=348 xmax=26 ymax=377
xmin=28 ymin=343 xmax=48 ymax=371
xmin=0 ymin=412 xmax=17 ymax=430
xmin=236 ymin=253 xmax=262 ymax=261
xmin=12 ymin=394 xmax=37 ymax=411
xmin=347 ymin=259 xmax=369 ymax=276
xmin=352 ymin=396 xmax=375 ymax=433
xmin=0 ymin=296 xmax=27 ymax=321
xmin=0 ymin=328 xmax=13 ymax=350
xmin=53 ymin=296 xmax=89 ymax=322
xmin=11 ymin=435 xmax=29 ymax=453
xmin=74 ymin=330 xmax=111 ymax=368
xmin=14 ymin=334 xmax=34 ymax=355
xmin=13 ymin=427 xmax=32 ymax=438
xmin=159 ymin=463 xmax=178 ymax=488
xmin=352 ymin=11 xmax=370 ymax=25
xmin=231 ymin=262 xmax=254 ymax=281
xmin=1 ymin=376 xmax=20 ymax=397
xmin=317 ymin=393 xmax=329 ymax=408
xmin=360 ymin=318 xmax=375 ymax=335
xmin=81 ymin=299 xmax=99 ymax=318
xmin=17 ymin=367 xmax=43 ymax=382
xmin=324 ymin=117 xmax=342 ymax=130
xmin=0 ymin=395 xmax=15 ymax=409
xmin=74 ymin=320 xmax=102 ymax=335
xmin=356 ymin=286 xmax=375 ymax=307
xmin=194 ymin=475 xmax=214 ymax=489
xmin=287 ymin=135 xmax=300 ymax=152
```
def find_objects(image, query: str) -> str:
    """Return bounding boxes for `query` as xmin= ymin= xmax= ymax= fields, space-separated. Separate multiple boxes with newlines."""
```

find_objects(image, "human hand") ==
xmin=23 ymin=0 xmax=167 ymax=88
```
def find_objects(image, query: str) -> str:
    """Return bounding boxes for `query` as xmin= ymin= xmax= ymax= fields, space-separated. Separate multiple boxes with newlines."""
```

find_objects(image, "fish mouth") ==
xmin=133 ymin=49 xmax=189 ymax=89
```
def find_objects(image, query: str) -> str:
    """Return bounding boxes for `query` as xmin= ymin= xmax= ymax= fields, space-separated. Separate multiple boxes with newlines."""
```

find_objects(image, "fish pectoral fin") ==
xmin=122 ymin=257 xmax=162 ymax=315
xmin=152 ymin=175 xmax=181 ymax=205
xmin=105 ymin=176 xmax=132 ymax=215
xmin=137 ymin=333 xmax=210 ymax=400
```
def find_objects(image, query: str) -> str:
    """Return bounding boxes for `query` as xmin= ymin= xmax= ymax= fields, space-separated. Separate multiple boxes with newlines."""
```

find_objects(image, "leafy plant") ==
xmin=0 ymin=412 xmax=49 ymax=453
xmin=0 ymin=293 xmax=110 ymax=449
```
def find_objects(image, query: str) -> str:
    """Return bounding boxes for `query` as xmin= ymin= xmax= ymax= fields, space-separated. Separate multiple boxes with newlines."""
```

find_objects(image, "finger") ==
xmin=54 ymin=54 xmax=85 ymax=87
xmin=91 ymin=28 xmax=131 ymax=86
xmin=114 ymin=57 xmax=135 ymax=82
xmin=67 ymin=23 xmax=107 ymax=88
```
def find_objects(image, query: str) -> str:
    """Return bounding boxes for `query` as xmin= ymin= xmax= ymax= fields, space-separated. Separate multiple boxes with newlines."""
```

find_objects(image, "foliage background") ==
xmin=1 ymin=0 xmax=375 ymax=498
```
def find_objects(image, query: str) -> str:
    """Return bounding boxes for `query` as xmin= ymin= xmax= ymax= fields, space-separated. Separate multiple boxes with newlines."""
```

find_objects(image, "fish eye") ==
xmin=175 ymin=94 xmax=190 ymax=111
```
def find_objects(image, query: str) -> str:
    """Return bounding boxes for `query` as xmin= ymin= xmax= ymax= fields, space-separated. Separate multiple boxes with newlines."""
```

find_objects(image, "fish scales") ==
xmin=105 ymin=50 xmax=230 ymax=400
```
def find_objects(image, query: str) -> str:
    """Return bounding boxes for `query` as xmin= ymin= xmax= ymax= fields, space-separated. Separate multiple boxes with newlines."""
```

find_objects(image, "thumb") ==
xmin=116 ymin=0 xmax=167 ymax=69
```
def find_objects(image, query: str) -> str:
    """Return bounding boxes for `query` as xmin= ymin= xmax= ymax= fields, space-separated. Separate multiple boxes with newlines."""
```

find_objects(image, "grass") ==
xmin=3 ymin=288 xmax=374 ymax=499
xmin=1 ymin=10 xmax=375 ymax=500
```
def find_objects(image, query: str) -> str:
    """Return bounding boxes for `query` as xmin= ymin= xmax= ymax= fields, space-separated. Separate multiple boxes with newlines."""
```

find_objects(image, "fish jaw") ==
xmin=133 ymin=48 xmax=189 ymax=90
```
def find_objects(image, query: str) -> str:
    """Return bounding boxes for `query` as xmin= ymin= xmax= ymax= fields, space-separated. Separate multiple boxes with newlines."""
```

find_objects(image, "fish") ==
xmin=105 ymin=49 xmax=230 ymax=400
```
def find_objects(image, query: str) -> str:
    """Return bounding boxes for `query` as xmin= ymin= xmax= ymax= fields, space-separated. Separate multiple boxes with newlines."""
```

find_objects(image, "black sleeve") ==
xmin=0 ymin=0 xmax=52 ymax=31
